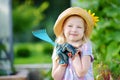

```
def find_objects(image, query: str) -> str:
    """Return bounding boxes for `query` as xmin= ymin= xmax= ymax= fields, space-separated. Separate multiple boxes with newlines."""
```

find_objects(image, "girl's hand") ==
xmin=62 ymin=43 xmax=77 ymax=58
xmin=56 ymin=44 xmax=69 ymax=66
xmin=71 ymin=50 xmax=81 ymax=60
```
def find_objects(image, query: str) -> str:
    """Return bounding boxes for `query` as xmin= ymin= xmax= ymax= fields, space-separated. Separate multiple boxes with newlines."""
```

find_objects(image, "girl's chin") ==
xmin=69 ymin=38 xmax=78 ymax=42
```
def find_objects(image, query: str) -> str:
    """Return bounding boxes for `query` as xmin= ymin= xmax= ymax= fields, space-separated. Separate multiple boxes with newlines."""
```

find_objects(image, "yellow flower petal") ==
xmin=88 ymin=10 xmax=99 ymax=26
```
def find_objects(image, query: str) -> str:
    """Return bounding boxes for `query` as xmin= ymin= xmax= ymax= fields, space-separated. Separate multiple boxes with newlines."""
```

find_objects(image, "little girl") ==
xmin=51 ymin=7 xmax=99 ymax=80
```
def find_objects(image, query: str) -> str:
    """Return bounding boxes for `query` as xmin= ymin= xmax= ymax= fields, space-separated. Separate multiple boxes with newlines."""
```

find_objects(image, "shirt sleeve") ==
xmin=81 ymin=41 xmax=94 ymax=62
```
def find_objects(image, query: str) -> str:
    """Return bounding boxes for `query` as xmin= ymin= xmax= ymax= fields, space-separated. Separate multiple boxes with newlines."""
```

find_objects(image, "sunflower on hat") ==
xmin=88 ymin=10 xmax=99 ymax=26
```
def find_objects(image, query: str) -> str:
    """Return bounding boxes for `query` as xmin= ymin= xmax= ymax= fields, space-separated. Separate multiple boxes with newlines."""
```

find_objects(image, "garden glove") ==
xmin=62 ymin=43 xmax=77 ymax=58
xmin=56 ymin=44 xmax=69 ymax=66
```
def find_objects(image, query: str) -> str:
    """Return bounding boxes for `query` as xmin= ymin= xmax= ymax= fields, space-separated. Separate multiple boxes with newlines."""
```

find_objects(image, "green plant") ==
xmin=14 ymin=42 xmax=52 ymax=64
xmin=40 ymin=68 xmax=53 ymax=80
xmin=94 ymin=62 xmax=113 ymax=80
xmin=12 ymin=0 xmax=49 ymax=42
xmin=16 ymin=47 xmax=31 ymax=58
xmin=42 ymin=43 xmax=53 ymax=55
xmin=13 ymin=1 xmax=49 ymax=34
xmin=0 ymin=41 xmax=16 ymax=76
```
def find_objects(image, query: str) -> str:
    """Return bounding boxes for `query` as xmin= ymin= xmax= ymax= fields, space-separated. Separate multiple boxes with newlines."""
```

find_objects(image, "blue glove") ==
xmin=62 ymin=43 xmax=77 ymax=58
xmin=56 ymin=44 xmax=69 ymax=66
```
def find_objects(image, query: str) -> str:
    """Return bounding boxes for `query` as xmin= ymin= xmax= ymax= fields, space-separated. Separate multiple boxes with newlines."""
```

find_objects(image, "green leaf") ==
xmin=106 ymin=42 xmax=118 ymax=61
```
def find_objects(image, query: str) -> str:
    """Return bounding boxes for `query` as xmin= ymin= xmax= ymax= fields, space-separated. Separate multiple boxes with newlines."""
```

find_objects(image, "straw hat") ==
xmin=53 ymin=7 xmax=98 ymax=38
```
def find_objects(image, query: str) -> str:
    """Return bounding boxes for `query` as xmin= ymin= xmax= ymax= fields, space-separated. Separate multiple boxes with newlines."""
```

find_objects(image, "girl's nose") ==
xmin=71 ymin=26 xmax=77 ymax=32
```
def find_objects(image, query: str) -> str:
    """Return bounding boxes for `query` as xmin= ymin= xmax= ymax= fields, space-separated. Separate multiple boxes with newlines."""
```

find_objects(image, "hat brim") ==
xmin=54 ymin=7 xmax=94 ymax=37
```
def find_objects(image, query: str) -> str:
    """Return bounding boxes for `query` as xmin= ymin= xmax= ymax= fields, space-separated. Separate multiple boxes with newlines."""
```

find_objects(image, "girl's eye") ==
xmin=77 ymin=26 xmax=82 ymax=28
xmin=68 ymin=25 xmax=72 ymax=27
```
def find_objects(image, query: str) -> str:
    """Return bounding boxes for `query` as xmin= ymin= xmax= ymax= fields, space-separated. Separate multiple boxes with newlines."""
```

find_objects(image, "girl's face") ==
xmin=63 ymin=16 xmax=85 ymax=43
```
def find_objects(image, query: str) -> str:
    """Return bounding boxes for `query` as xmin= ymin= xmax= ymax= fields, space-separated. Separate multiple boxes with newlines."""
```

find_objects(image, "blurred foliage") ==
xmin=13 ymin=0 xmax=49 ymax=34
xmin=14 ymin=42 xmax=52 ymax=64
xmin=12 ymin=0 xmax=49 ymax=42
xmin=42 ymin=68 xmax=53 ymax=80
xmin=16 ymin=47 xmax=31 ymax=58
xmin=0 ymin=41 xmax=16 ymax=76
xmin=72 ymin=0 xmax=120 ymax=79
xmin=42 ymin=43 xmax=53 ymax=55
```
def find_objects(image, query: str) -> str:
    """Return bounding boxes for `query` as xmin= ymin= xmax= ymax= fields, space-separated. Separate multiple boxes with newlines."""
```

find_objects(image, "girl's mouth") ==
xmin=70 ymin=34 xmax=78 ymax=36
